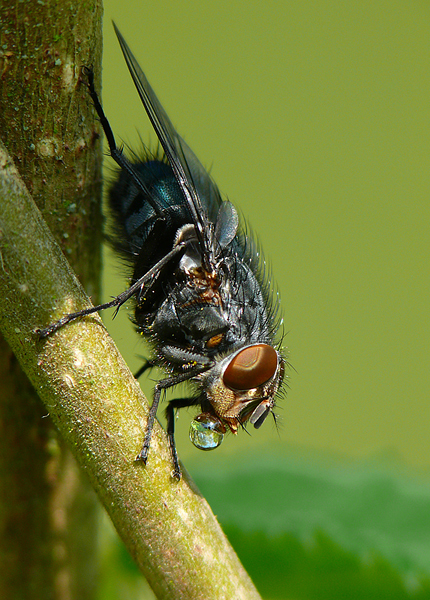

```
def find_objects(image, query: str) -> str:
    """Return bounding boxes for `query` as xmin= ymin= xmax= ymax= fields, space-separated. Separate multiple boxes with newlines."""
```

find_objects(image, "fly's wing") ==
xmin=114 ymin=23 xmax=222 ymax=266
xmin=174 ymin=138 xmax=223 ymax=224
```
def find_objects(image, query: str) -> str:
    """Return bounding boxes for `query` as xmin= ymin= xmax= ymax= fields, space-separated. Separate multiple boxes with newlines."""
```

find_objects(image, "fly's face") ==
xmin=190 ymin=344 xmax=285 ymax=450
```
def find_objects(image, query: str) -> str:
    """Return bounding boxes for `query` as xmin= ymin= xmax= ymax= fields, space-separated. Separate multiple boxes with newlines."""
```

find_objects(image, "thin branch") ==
xmin=0 ymin=140 xmax=261 ymax=600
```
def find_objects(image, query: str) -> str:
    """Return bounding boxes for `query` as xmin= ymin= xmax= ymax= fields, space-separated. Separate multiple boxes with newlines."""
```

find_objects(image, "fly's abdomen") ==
xmin=108 ymin=160 xmax=192 ymax=269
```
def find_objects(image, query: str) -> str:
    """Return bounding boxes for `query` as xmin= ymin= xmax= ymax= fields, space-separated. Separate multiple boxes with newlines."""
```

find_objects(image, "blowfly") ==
xmin=39 ymin=24 xmax=286 ymax=479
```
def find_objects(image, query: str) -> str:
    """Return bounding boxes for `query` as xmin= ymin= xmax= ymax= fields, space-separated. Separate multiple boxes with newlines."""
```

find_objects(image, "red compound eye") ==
xmin=223 ymin=344 xmax=278 ymax=391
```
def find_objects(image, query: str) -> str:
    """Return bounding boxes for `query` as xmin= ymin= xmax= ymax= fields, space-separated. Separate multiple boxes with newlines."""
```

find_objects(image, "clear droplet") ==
xmin=189 ymin=414 xmax=225 ymax=451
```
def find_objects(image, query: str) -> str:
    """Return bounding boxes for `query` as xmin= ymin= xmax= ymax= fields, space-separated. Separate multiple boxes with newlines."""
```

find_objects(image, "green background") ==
xmin=101 ymin=0 xmax=430 ymax=472
xmin=98 ymin=1 xmax=430 ymax=597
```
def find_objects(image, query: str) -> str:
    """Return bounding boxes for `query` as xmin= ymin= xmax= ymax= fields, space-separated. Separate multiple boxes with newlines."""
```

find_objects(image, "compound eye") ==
xmin=223 ymin=344 xmax=278 ymax=391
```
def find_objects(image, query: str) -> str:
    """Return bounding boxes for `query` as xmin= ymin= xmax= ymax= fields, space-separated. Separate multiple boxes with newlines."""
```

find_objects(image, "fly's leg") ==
xmin=166 ymin=402 xmax=180 ymax=480
xmin=37 ymin=295 xmax=127 ymax=338
xmin=136 ymin=383 xmax=162 ymax=464
xmin=134 ymin=360 xmax=156 ymax=380
xmin=136 ymin=369 xmax=208 ymax=480
xmin=82 ymin=66 xmax=164 ymax=217
xmin=165 ymin=397 xmax=201 ymax=480
xmin=37 ymin=241 xmax=189 ymax=338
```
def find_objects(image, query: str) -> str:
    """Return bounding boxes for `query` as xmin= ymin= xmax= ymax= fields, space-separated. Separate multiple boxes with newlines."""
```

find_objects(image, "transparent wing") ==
xmin=114 ymin=23 xmax=223 ymax=265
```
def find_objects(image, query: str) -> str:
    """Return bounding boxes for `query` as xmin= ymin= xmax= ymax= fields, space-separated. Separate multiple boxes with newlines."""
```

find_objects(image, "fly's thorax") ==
xmin=150 ymin=275 xmax=228 ymax=352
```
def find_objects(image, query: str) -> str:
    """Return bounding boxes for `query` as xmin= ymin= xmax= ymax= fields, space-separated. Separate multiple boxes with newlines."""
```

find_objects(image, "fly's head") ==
xmin=189 ymin=343 xmax=285 ymax=451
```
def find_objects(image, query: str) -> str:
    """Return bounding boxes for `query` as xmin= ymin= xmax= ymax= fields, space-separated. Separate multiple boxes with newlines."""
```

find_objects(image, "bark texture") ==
xmin=0 ymin=2 xmax=103 ymax=599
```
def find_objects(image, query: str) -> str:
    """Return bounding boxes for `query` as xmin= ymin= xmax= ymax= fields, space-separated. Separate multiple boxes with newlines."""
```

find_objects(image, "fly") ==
xmin=38 ymin=23 xmax=286 ymax=479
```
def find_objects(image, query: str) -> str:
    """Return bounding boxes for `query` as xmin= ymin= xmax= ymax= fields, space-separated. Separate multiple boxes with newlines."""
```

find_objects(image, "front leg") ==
xmin=136 ymin=369 xmax=207 ymax=479
xmin=165 ymin=397 xmax=202 ymax=479
xmin=136 ymin=382 xmax=162 ymax=464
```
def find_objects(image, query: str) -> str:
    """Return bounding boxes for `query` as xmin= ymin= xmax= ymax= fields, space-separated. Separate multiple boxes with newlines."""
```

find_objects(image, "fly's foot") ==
xmin=135 ymin=446 xmax=149 ymax=463
xmin=171 ymin=466 xmax=181 ymax=480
